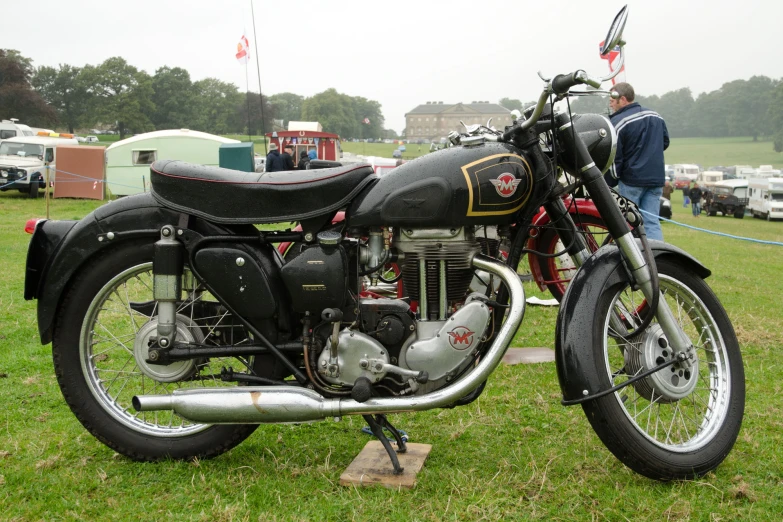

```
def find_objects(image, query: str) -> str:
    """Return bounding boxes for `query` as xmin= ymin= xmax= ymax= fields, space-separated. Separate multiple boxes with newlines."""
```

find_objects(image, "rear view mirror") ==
xmin=600 ymin=5 xmax=628 ymax=55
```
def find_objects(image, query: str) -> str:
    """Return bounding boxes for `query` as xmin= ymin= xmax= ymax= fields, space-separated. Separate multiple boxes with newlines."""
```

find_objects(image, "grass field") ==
xmin=1 ymin=164 xmax=783 ymax=519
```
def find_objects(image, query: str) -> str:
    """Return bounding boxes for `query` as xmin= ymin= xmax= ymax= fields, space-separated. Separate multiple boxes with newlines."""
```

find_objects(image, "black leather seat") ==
xmin=150 ymin=160 xmax=377 ymax=224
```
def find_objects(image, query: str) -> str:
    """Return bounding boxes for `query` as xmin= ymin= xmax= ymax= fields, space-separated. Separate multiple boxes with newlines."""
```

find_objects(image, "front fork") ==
xmin=555 ymin=120 xmax=695 ymax=364
xmin=152 ymin=225 xmax=184 ymax=348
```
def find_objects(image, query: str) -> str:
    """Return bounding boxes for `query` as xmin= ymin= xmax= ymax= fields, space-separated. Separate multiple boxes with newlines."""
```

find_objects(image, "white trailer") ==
xmin=105 ymin=129 xmax=239 ymax=196
xmin=748 ymin=177 xmax=783 ymax=221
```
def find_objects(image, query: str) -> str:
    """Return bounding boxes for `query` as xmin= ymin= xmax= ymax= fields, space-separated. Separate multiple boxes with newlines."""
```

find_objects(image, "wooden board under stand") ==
xmin=502 ymin=347 xmax=556 ymax=365
xmin=340 ymin=441 xmax=432 ymax=489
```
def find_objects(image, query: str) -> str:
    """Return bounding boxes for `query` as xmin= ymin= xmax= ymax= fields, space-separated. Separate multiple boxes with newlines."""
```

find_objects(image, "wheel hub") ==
xmin=624 ymin=324 xmax=699 ymax=402
xmin=133 ymin=314 xmax=204 ymax=382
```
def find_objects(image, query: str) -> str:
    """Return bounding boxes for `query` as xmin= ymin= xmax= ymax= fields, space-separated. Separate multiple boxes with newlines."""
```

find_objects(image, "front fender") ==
xmin=30 ymin=193 xmax=255 ymax=344
xmin=554 ymin=240 xmax=710 ymax=404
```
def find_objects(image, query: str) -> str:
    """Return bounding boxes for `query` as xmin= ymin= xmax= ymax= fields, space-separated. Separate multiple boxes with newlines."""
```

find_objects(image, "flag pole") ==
xmin=250 ymin=0 xmax=267 ymax=154
xmin=245 ymin=59 xmax=251 ymax=143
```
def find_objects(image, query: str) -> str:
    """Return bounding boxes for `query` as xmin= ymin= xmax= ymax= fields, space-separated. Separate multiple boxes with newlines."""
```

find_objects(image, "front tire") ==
xmin=581 ymin=258 xmax=744 ymax=480
xmin=52 ymin=241 xmax=260 ymax=461
xmin=28 ymin=181 xmax=38 ymax=198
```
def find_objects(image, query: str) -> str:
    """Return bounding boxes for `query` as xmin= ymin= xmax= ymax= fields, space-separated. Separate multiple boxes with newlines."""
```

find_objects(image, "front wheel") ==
xmin=582 ymin=258 xmax=745 ymax=480
xmin=52 ymin=241 xmax=261 ymax=461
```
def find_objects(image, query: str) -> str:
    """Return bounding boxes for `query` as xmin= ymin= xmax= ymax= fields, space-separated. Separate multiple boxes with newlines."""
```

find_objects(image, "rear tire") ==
xmin=52 ymin=241 xmax=260 ymax=461
xmin=734 ymin=209 xmax=744 ymax=219
xmin=581 ymin=258 xmax=745 ymax=480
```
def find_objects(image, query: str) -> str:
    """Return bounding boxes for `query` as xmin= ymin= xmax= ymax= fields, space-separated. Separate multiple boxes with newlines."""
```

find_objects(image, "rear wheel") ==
xmin=581 ymin=258 xmax=745 ymax=480
xmin=734 ymin=209 xmax=745 ymax=219
xmin=537 ymin=215 xmax=608 ymax=301
xmin=53 ymin=242 xmax=260 ymax=461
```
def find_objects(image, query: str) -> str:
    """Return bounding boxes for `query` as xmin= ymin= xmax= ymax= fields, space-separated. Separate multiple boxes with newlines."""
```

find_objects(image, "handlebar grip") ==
xmin=551 ymin=72 xmax=581 ymax=95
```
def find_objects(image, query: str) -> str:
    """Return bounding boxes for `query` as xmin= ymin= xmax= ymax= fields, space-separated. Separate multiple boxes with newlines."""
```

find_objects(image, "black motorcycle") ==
xmin=24 ymin=6 xmax=744 ymax=480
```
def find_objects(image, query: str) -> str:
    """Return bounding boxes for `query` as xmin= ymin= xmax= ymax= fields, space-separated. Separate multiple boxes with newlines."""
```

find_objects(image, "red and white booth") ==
xmin=265 ymin=130 xmax=341 ymax=162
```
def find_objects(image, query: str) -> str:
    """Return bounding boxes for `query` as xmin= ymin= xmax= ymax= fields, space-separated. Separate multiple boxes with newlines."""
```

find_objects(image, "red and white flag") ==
xmin=599 ymin=40 xmax=625 ymax=85
xmin=362 ymin=117 xmax=370 ymax=124
xmin=236 ymin=34 xmax=250 ymax=64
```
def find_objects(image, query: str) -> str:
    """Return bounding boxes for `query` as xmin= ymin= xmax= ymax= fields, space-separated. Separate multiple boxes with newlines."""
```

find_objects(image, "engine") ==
xmin=312 ymin=226 xmax=493 ymax=396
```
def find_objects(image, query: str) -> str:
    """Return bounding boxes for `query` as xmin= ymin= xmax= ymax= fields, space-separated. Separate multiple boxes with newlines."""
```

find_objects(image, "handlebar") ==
xmin=551 ymin=71 xmax=585 ymax=95
xmin=501 ymin=69 xmax=603 ymax=142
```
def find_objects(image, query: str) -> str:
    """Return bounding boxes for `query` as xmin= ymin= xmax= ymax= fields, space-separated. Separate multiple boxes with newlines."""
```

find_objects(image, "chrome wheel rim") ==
xmin=603 ymin=274 xmax=731 ymax=451
xmin=79 ymin=262 xmax=253 ymax=437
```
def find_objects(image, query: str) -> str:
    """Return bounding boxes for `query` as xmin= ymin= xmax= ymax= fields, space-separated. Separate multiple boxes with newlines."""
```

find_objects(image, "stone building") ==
xmin=404 ymin=101 xmax=512 ymax=141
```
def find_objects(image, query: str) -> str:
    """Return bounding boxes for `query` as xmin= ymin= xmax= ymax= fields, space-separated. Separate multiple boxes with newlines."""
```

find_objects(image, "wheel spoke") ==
xmin=79 ymin=262 xmax=256 ymax=439
xmin=597 ymin=268 xmax=737 ymax=456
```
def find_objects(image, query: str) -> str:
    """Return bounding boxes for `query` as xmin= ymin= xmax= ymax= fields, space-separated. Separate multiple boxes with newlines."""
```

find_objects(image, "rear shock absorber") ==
xmin=153 ymin=225 xmax=184 ymax=348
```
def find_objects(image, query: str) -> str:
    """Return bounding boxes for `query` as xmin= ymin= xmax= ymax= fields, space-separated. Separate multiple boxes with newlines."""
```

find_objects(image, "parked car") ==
xmin=0 ymin=135 xmax=79 ymax=197
xmin=85 ymin=135 xmax=99 ymax=143
xmin=392 ymin=149 xmax=402 ymax=158
xmin=674 ymin=176 xmax=692 ymax=190
xmin=707 ymin=180 xmax=748 ymax=218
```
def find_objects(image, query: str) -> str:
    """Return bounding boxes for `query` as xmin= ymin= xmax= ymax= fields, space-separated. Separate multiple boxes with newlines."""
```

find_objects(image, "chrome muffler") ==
xmin=133 ymin=254 xmax=525 ymax=423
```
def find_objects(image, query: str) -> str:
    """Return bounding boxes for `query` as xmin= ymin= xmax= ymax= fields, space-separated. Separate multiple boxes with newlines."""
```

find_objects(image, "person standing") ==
xmin=689 ymin=182 xmax=703 ymax=217
xmin=281 ymin=145 xmax=295 ymax=171
xmin=662 ymin=180 xmax=674 ymax=200
xmin=609 ymin=82 xmax=670 ymax=241
xmin=265 ymin=143 xmax=285 ymax=172
xmin=297 ymin=150 xmax=310 ymax=170
xmin=703 ymin=186 xmax=713 ymax=216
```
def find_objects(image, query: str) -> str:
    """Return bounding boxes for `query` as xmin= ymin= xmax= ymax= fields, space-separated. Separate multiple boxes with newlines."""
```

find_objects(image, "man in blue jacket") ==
xmin=265 ymin=143 xmax=285 ymax=172
xmin=609 ymin=82 xmax=670 ymax=241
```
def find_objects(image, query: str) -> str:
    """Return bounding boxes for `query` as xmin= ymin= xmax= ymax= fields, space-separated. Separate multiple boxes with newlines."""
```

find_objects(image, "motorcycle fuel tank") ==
xmin=348 ymin=142 xmax=535 ymax=227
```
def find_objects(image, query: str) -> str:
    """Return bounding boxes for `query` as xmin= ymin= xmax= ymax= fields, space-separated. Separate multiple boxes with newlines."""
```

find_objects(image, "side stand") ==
xmin=362 ymin=414 xmax=407 ymax=475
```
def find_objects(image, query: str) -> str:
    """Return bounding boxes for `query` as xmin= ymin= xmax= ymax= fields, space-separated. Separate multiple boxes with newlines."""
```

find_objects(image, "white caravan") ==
xmin=748 ymin=178 xmax=783 ymax=221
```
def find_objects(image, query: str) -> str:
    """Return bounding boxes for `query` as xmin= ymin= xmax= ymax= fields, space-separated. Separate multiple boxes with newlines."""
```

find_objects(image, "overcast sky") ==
xmin=8 ymin=0 xmax=782 ymax=133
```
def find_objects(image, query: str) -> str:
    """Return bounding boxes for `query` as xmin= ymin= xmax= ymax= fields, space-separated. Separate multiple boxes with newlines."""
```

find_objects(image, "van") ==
xmin=0 ymin=136 xmax=78 ymax=198
xmin=673 ymin=164 xmax=699 ymax=189
xmin=748 ymin=178 xmax=783 ymax=221
xmin=698 ymin=171 xmax=724 ymax=184
xmin=0 ymin=119 xmax=36 ymax=140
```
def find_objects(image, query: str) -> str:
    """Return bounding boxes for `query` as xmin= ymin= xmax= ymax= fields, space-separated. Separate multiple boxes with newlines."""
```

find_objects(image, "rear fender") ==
xmin=555 ymin=240 xmax=710 ymax=403
xmin=527 ymin=199 xmax=601 ymax=291
xmin=31 ymin=193 xmax=256 ymax=344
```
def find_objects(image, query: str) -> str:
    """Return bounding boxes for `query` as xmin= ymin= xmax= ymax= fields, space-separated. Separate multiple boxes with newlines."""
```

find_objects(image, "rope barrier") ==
xmin=639 ymin=207 xmax=783 ymax=247
xmin=40 ymin=166 xmax=146 ymax=192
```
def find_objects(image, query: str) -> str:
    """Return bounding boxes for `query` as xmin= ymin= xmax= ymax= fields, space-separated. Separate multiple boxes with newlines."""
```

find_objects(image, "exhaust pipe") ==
xmin=133 ymin=254 xmax=525 ymax=423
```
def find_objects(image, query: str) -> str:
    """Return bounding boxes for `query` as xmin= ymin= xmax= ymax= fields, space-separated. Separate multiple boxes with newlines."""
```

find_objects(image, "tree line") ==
xmin=0 ymin=49 xmax=387 ymax=141
xmin=500 ymin=76 xmax=783 ymax=153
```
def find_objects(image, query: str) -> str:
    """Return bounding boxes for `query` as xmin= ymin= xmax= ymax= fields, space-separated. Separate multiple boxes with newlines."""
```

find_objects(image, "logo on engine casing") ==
xmin=490 ymin=173 xmax=521 ymax=197
xmin=447 ymin=326 xmax=475 ymax=350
